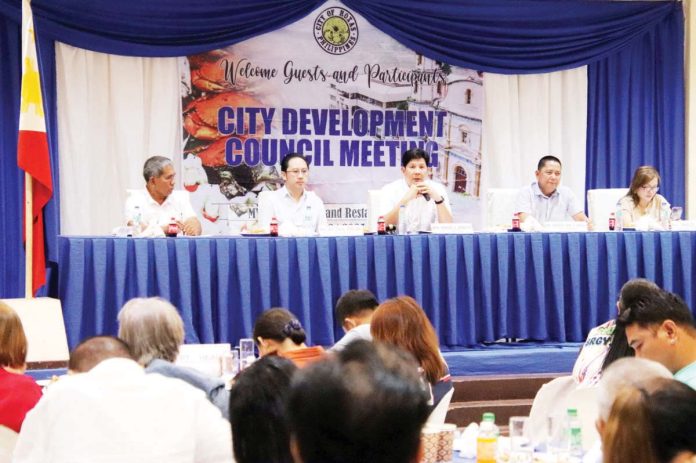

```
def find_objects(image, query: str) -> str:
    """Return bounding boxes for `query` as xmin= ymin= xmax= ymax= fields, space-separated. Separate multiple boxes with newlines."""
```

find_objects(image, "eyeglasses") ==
xmin=640 ymin=185 xmax=659 ymax=192
xmin=286 ymin=169 xmax=309 ymax=176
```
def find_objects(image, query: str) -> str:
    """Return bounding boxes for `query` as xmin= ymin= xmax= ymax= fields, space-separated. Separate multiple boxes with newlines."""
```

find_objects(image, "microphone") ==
xmin=422 ymin=193 xmax=430 ymax=201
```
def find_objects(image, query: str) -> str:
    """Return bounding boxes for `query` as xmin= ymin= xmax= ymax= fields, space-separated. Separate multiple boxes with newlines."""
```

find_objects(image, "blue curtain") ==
xmin=0 ymin=0 xmax=685 ymax=297
xmin=586 ymin=8 xmax=685 ymax=208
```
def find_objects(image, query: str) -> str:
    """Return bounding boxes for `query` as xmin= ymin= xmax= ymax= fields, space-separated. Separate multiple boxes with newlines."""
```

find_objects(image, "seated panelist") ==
xmin=379 ymin=148 xmax=452 ymax=232
xmin=515 ymin=155 xmax=590 ymax=228
xmin=256 ymin=153 xmax=327 ymax=235
xmin=618 ymin=166 xmax=670 ymax=229
xmin=124 ymin=155 xmax=201 ymax=236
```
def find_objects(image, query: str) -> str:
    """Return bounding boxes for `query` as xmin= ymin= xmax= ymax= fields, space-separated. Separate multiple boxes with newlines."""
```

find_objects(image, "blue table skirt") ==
xmin=56 ymin=232 xmax=696 ymax=349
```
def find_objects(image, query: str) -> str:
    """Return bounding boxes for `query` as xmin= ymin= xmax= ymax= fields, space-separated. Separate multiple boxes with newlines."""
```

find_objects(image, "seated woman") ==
xmin=370 ymin=296 xmax=453 ymax=409
xmin=572 ymin=278 xmax=659 ymax=386
xmin=618 ymin=166 xmax=670 ymax=229
xmin=117 ymin=297 xmax=229 ymax=418
xmin=0 ymin=301 xmax=42 ymax=433
xmin=253 ymin=308 xmax=325 ymax=368
xmin=229 ymin=355 xmax=297 ymax=463
xmin=602 ymin=377 xmax=696 ymax=463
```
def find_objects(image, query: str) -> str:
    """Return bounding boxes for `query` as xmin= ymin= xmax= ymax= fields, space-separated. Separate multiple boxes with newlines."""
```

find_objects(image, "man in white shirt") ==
xmin=380 ymin=148 xmax=452 ymax=232
xmin=515 ymin=155 xmax=590 ymax=226
xmin=13 ymin=336 xmax=233 ymax=463
xmin=257 ymin=153 xmax=327 ymax=234
xmin=125 ymin=155 xmax=202 ymax=236
xmin=329 ymin=289 xmax=378 ymax=352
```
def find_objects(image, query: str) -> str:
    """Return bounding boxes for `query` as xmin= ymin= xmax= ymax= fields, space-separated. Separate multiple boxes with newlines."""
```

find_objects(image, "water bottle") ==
xmin=476 ymin=412 xmax=498 ymax=463
xmin=661 ymin=201 xmax=671 ymax=230
xmin=398 ymin=205 xmax=408 ymax=235
xmin=615 ymin=203 xmax=623 ymax=231
xmin=165 ymin=217 xmax=179 ymax=237
xmin=608 ymin=212 xmax=616 ymax=231
xmin=567 ymin=408 xmax=583 ymax=457
xmin=304 ymin=205 xmax=313 ymax=232
xmin=511 ymin=212 xmax=521 ymax=232
xmin=377 ymin=216 xmax=386 ymax=235
xmin=270 ymin=217 xmax=279 ymax=237
xmin=132 ymin=206 xmax=142 ymax=236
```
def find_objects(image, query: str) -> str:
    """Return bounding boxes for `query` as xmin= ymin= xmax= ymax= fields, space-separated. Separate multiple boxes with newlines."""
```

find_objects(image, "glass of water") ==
xmin=509 ymin=416 xmax=533 ymax=463
xmin=670 ymin=206 xmax=683 ymax=221
xmin=239 ymin=338 xmax=256 ymax=370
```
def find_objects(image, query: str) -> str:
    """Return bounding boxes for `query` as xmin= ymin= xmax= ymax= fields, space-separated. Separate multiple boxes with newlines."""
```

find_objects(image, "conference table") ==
xmin=56 ymin=231 xmax=696 ymax=349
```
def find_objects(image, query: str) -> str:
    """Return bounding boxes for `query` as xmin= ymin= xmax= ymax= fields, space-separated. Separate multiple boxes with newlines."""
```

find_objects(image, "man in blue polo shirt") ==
xmin=619 ymin=289 xmax=696 ymax=389
xmin=515 ymin=155 xmax=590 ymax=226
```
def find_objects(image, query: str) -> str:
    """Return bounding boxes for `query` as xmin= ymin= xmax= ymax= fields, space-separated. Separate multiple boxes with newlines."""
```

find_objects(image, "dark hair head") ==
xmin=253 ymin=308 xmax=307 ymax=346
xmin=334 ymin=289 xmax=378 ymax=324
xmin=602 ymin=279 xmax=661 ymax=370
xmin=287 ymin=340 xmax=430 ymax=463
xmin=401 ymin=148 xmax=429 ymax=168
xmin=142 ymin=155 xmax=173 ymax=183
xmin=280 ymin=153 xmax=308 ymax=172
xmin=617 ymin=289 xmax=695 ymax=330
xmin=0 ymin=301 xmax=28 ymax=369
xmin=627 ymin=166 xmax=660 ymax=206
xmin=370 ymin=296 xmax=445 ymax=384
xmin=537 ymin=155 xmax=562 ymax=171
xmin=68 ymin=335 xmax=133 ymax=373
xmin=603 ymin=377 xmax=696 ymax=463
xmin=229 ymin=355 xmax=298 ymax=463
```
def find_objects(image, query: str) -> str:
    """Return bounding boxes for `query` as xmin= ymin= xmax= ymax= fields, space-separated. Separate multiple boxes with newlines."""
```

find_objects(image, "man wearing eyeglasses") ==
xmin=515 ymin=155 xmax=590 ymax=228
xmin=257 ymin=153 xmax=327 ymax=235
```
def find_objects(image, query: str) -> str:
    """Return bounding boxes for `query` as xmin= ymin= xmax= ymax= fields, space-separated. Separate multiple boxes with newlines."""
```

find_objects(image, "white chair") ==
xmin=426 ymin=387 xmax=454 ymax=426
xmin=485 ymin=188 xmax=519 ymax=229
xmin=0 ymin=425 xmax=19 ymax=463
xmin=587 ymin=188 xmax=628 ymax=231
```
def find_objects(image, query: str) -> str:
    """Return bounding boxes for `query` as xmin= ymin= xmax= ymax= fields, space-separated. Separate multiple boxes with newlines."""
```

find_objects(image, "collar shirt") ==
xmin=257 ymin=186 xmax=327 ymax=233
xmin=515 ymin=182 xmax=583 ymax=224
xmin=674 ymin=360 xmax=696 ymax=390
xmin=380 ymin=179 xmax=452 ymax=232
xmin=13 ymin=358 xmax=233 ymax=463
xmin=125 ymin=190 xmax=197 ymax=229
xmin=329 ymin=324 xmax=373 ymax=353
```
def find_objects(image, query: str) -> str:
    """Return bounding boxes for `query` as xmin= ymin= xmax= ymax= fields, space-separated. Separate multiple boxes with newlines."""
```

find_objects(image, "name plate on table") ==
xmin=670 ymin=220 xmax=696 ymax=231
xmin=176 ymin=343 xmax=231 ymax=377
xmin=318 ymin=224 xmax=364 ymax=237
xmin=431 ymin=223 xmax=474 ymax=234
xmin=542 ymin=221 xmax=588 ymax=232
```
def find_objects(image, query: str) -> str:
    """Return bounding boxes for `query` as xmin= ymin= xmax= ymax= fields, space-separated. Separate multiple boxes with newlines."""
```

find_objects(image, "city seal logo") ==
xmin=314 ymin=7 xmax=358 ymax=55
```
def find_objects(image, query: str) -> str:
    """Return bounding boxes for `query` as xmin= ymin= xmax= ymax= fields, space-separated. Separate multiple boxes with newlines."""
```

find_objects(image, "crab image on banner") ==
xmin=181 ymin=2 xmax=484 ymax=234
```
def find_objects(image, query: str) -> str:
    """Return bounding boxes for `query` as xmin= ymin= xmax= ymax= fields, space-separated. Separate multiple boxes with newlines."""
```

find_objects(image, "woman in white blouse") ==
xmin=618 ymin=166 xmax=670 ymax=228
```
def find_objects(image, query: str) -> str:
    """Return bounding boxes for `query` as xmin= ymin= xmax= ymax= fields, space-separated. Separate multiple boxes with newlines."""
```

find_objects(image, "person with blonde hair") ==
xmin=370 ymin=295 xmax=452 ymax=408
xmin=602 ymin=377 xmax=696 ymax=463
xmin=0 ymin=301 xmax=41 ymax=432
xmin=618 ymin=166 xmax=670 ymax=229
xmin=117 ymin=297 xmax=229 ymax=417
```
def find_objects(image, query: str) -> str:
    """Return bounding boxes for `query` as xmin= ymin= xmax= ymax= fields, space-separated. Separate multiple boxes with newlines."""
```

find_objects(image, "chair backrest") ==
xmin=485 ymin=188 xmax=519 ymax=229
xmin=0 ymin=425 xmax=19 ymax=463
xmin=426 ymin=387 xmax=454 ymax=426
xmin=587 ymin=188 xmax=628 ymax=231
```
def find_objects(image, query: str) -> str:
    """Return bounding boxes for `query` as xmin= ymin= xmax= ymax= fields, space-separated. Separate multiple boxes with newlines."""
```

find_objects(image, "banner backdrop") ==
xmin=181 ymin=2 xmax=483 ymax=234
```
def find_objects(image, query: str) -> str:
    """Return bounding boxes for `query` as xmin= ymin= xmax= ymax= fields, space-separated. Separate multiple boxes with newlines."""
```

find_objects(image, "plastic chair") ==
xmin=0 ymin=425 xmax=18 ymax=463
xmin=426 ymin=387 xmax=454 ymax=426
xmin=485 ymin=188 xmax=519 ymax=229
xmin=587 ymin=188 xmax=628 ymax=231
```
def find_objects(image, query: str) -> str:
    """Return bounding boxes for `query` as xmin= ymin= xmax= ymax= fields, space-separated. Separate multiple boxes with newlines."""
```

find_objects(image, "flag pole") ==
xmin=25 ymin=172 xmax=33 ymax=298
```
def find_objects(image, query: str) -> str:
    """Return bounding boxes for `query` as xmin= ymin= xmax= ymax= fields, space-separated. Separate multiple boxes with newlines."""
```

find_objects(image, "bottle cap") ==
xmin=482 ymin=412 xmax=495 ymax=422
xmin=567 ymin=408 xmax=578 ymax=417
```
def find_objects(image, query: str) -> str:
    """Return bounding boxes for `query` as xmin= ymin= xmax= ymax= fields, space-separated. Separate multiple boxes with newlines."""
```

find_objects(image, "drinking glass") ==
xmin=546 ymin=414 xmax=570 ymax=462
xmin=671 ymin=206 xmax=683 ymax=221
xmin=509 ymin=417 xmax=533 ymax=463
xmin=239 ymin=338 xmax=256 ymax=370
xmin=221 ymin=349 xmax=240 ymax=377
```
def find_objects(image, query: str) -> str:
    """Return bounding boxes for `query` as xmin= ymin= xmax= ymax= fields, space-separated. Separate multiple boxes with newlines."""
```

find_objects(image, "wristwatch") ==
xmin=434 ymin=198 xmax=445 ymax=204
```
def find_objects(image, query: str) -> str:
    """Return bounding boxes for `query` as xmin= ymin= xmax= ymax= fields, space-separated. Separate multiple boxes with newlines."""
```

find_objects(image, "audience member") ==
xmin=370 ymin=295 xmax=453 ymax=408
xmin=602 ymin=377 xmax=696 ymax=463
xmin=618 ymin=166 xmax=670 ymax=229
xmin=117 ymin=297 xmax=230 ymax=417
xmin=229 ymin=355 xmax=297 ymax=463
xmin=379 ymin=148 xmax=452 ymax=232
xmin=13 ymin=336 xmax=232 ymax=463
xmin=125 ymin=155 xmax=202 ymax=236
xmin=287 ymin=340 xmax=430 ymax=463
xmin=515 ymin=155 xmax=589 ymax=227
xmin=573 ymin=278 xmax=660 ymax=386
xmin=617 ymin=289 xmax=696 ymax=389
xmin=0 ymin=301 xmax=41 ymax=433
xmin=581 ymin=357 xmax=673 ymax=463
xmin=256 ymin=153 xmax=327 ymax=234
xmin=329 ymin=289 xmax=378 ymax=352
xmin=253 ymin=308 xmax=325 ymax=368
